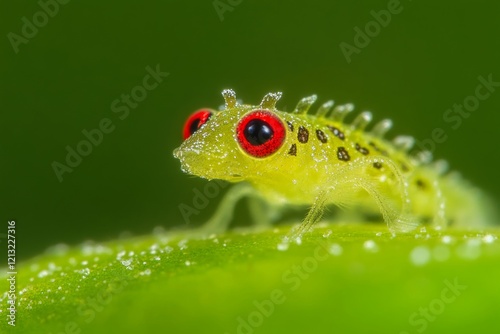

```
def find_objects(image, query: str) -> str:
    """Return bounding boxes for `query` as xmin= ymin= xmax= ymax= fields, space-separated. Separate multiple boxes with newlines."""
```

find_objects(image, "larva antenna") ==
xmin=392 ymin=135 xmax=415 ymax=152
xmin=351 ymin=111 xmax=373 ymax=131
xmin=330 ymin=103 xmax=354 ymax=121
xmin=433 ymin=159 xmax=449 ymax=175
xmin=371 ymin=119 xmax=393 ymax=138
xmin=316 ymin=100 xmax=334 ymax=117
xmin=260 ymin=92 xmax=282 ymax=109
xmin=222 ymin=89 xmax=238 ymax=109
xmin=293 ymin=94 xmax=317 ymax=114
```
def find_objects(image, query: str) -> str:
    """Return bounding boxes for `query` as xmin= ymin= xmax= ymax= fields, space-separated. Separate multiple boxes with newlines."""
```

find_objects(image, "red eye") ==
xmin=236 ymin=110 xmax=286 ymax=158
xmin=183 ymin=109 xmax=213 ymax=140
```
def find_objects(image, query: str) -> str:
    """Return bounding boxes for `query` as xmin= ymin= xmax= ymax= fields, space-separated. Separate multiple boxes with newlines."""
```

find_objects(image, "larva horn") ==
xmin=351 ymin=111 xmax=373 ymax=131
xmin=222 ymin=89 xmax=237 ymax=109
xmin=371 ymin=119 xmax=393 ymax=138
xmin=293 ymin=95 xmax=317 ymax=114
xmin=316 ymin=100 xmax=334 ymax=117
xmin=260 ymin=92 xmax=282 ymax=109
xmin=330 ymin=103 xmax=354 ymax=121
xmin=392 ymin=136 xmax=415 ymax=152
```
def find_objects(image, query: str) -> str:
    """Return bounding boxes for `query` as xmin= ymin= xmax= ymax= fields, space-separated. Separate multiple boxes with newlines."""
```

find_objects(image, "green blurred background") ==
xmin=1 ymin=0 xmax=499 ymax=260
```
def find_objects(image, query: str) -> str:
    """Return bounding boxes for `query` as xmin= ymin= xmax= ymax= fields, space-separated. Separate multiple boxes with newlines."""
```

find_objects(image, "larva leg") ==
xmin=289 ymin=190 xmax=329 ymax=239
xmin=431 ymin=178 xmax=447 ymax=230
xmin=247 ymin=195 xmax=278 ymax=228
xmin=197 ymin=182 xmax=255 ymax=234
xmin=343 ymin=156 xmax=419 ymax=233
xmin=355 ymin=178 xmax=417 ymax=233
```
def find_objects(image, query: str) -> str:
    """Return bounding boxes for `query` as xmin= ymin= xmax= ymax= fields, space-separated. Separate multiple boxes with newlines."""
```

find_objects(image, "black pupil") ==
xmin=189 ymin=118 xmax=201 ymax=135
xmin=244 ymin=119 xmax=273 ymax=146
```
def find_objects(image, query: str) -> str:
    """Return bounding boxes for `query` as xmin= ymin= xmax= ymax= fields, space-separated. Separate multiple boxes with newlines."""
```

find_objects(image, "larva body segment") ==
xmin=173 ymin=90 xmax=494 ymax=235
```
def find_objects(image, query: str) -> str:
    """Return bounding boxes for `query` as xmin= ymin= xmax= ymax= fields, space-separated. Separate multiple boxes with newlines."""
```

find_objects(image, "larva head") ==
xmin=173 ymin=89 xmax=290 ymax=182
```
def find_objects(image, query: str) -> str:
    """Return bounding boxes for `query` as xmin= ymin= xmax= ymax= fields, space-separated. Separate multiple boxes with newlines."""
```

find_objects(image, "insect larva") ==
xmin=174 ymin=89 xmax=494 ymax=236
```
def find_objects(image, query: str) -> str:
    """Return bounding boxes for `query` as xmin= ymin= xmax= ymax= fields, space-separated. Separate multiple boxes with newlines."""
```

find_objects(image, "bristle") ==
xmin=433 ymin=159 xmax=449 ymax=175
xmin=222 ymin=89 xmax=237 ymax=109
xmin=392 ymin=135 xmax=415 ymax=152
xmin=330 ymin=103 xmax=354 ymax=121
xmin=293 ymin=95 xmax=317 ymax=114
xmin=371 ymin=119 xmax=393 ymax=138
xmin=316 ymin=100 xmax=334 ymax=117
xmin=260 ymin=92 xmax=282 ymax=109
xmin=351 ymin=111 xmax=373 ymax=131
xmin=415 ymin=150 xmax=433 ymax=164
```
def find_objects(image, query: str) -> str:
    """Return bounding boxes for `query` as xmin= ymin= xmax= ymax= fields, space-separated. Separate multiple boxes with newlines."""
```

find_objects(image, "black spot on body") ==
xmin=316 ymin=129 xmax=327 ymax=143
xmin=355 ymin=143 xmax=370 ymax=155
xmin=337 ymin=147 xmax=350 ymax=161
xmin=401 ymin=162 xmax=410 ymax=172
xmin=327 ymin=125 xmax=345 ymax=140
xmin=288 ymin=143 xmax=297 ymax=156
xmin=297 ymin=126 xmax=309 ymax=143
xmin=369 ymin=141 xmax=389 ymax=156
xmin=416 ymin=179 xmax=426 ymax=189
xmin=373 ymin=162 xmax=382 ymax=169
xmin=287 ymin=121 xmax=294 ymax=132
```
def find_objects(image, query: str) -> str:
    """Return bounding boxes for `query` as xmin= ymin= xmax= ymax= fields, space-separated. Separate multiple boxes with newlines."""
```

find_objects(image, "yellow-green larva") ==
xmin=173 ymin=89 xmax=494 ymax=235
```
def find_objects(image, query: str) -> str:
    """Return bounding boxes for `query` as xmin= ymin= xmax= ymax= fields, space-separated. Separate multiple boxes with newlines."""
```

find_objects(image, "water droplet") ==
xmin=77 ymin=268 xmax=90 ymax=277
xmin=277 ymin=243 xmax=289 ymax=251
xmin=328 ymin=243 xmax=343 ymax=256
xmin=322 ymin=230 xmax=332 ymax=238
xmin=457 ymin=238 xmax=481 ymax=260
xmin=178 ymin=239 xmax=188 ymax=250
xmin=432 ymin=245 xmax=450 ymax=262
xmin=153 ymin=226 xmax=166 ymax=235
xmin=482 ymin=234 xmax=497 ymax=244
xmin=441 ymin=235 xmax=453 ymax=244
xmin=140 ymin=269 xmax=152 ymax=276
xmin=363 ymin=240 xmax=379 ymax=253
xmin=121 ymin=260 xmax=132 ymax=267
xmin=410 ymin=246 xmax=431 ymax=266
xmin=38 ymin=270 xmax=49 ymax=278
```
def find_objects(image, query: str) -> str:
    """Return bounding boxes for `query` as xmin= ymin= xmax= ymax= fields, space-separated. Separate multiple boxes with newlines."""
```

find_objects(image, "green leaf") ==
xmin=2 ymin=224 xmax=499 ymax=334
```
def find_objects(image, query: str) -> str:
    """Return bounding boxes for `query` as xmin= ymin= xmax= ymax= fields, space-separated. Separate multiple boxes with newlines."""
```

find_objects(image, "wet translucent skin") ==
xmin=173 ymin=90 xmax=495 ymax=235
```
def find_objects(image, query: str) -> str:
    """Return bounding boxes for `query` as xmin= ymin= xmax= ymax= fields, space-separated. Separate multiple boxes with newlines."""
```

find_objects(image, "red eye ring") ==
xmin=236 ymin=110 xmax=286 ymax=158
xmin=183 ymin=109 xmax=213 ymax=140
